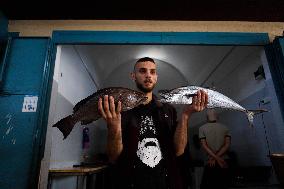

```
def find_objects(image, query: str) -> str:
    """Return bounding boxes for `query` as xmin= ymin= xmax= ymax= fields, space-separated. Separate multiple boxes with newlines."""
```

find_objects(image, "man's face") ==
xmin=132 ymin=61 xmax=158 ymax=93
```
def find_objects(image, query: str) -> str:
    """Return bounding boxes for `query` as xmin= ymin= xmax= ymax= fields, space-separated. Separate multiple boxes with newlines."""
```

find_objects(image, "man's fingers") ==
xmin=197 ymin=90 xmax=201 ymax=103
xmin=109 ymin=96 xmax=116 ymax=115
xmin=104 ymin=95 xmax=112 ymax=117
xmin=197 ymin=90 xmax=202 ymax=111
xmin=116 ymin=101 xmax=122 ymax=114
xmin=200 ymin=90 xmax=206 ymax=109
xmin=193 ymin=93 xmax=198 ymax=106
xmin=189 ymin=90 xmax=209 ymax=112
xmin=98 ymin=98 xmax=107 ymax=119
xmin=204 ymin=91 xmax=209 ymax=107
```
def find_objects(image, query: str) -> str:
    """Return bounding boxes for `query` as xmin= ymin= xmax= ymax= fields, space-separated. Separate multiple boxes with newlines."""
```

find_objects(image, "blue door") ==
xmin=265 ymin=37 xmax=284 ymax=119
xmin=0 ymin=37 xmax=51 ymax=189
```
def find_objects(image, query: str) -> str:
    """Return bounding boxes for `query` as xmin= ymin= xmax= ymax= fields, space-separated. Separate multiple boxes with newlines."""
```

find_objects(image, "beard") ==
xmin=136 ymin=81 xmax=155 ymax=93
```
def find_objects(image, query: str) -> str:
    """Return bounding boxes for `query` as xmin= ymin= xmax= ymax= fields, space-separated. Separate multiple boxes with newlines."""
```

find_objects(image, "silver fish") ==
xmin=53 ymin=87 xmax=148 ymax=139
xmin=158 ymin=86 xmax=268 ymax=126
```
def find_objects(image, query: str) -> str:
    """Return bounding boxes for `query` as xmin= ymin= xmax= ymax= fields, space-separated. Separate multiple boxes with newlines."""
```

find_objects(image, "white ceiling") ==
xmin=73 ymin=44 xmax=264 ymax=90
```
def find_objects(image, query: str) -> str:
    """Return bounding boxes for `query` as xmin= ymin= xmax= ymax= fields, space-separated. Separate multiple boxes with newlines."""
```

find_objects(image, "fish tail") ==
xmin=245 ymin=111 xmax=255 ymax=127
xmin=245 ymin=109 xmax=268 ymax=127
xmin=52 ymin=115 xmax=76 ymax=139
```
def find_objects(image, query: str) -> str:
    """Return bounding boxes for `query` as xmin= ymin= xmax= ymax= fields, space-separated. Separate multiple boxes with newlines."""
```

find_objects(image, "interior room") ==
xmin=45 ymin=44 xmax=284 ymax=189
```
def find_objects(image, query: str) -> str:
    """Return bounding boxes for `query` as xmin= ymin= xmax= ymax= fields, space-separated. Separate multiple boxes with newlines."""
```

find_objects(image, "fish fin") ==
xmin=52 ymin=115 xmax=76 ymax=139
xmin=245 ymin=109 xmax=268 ymax=127
xmin=246 ymin=111 xmax=255 ymax=127
xmin=73 ymin=87 xmax=119 ymax=112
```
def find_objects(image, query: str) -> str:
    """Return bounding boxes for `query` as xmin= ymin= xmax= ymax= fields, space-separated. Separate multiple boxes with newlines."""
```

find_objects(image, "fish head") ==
xmin=158 ymin=90 xmax=179 ymax=103
xmin=158 ymin=91 xmax=172 ymax=103
xmin=158 ymin=89 xmax=196 ymax=104
xmin=158 ymin=89 xmax=172 ymax=97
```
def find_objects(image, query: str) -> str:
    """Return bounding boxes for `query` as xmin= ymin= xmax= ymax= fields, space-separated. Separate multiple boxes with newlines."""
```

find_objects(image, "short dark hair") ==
xmin=134 ymin=57 xmax=156 ymax=70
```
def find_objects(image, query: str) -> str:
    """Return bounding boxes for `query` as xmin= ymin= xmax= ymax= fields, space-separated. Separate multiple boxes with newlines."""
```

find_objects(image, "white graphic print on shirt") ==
xmin=136 ymin=115 xmax=163 ymax=168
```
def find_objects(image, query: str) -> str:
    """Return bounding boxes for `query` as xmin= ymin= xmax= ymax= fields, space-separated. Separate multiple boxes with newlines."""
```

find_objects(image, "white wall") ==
xmin=48 ymin=45 xmax=98 ymax=189
xmin=50 ymin=45 xmax=97 ymax=168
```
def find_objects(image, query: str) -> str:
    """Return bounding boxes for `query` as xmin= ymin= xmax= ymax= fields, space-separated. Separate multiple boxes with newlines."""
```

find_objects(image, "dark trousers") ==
xmin=200 ymin=160 xmax=232 ymax=189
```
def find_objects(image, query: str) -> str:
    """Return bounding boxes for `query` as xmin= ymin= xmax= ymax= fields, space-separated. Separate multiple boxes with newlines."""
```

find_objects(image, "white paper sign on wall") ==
xmin=22 ymin=96 xmax=38 ymax=112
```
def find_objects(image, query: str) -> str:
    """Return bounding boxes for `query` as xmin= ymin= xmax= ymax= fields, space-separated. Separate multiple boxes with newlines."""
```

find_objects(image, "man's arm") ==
xmin=174 ymin=112 xmax=190 ymax=156
xmin=106 ymin=125 xmax=123 ymax=163
xmin=200 ymin=138 xmax=227 ymax=168
xmin=200 ymin=138 xmax=218 ymax=159
xmin=98 ymin=95 xmax=123 ymax=163
xmin=216 ymin=136 xmax=231 ymax=157
xmin=174 ymin=90 xmax=208 ymax=156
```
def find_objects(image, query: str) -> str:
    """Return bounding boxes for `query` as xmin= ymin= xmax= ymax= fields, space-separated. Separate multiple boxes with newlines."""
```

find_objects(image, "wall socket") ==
xmin=260 ymin=97 xmax=270 ymax=105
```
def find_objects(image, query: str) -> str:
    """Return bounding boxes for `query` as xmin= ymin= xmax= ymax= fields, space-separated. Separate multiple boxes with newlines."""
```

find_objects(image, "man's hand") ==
xmin=98 ymin=95 xmax=123 ymax=163
xmin=98 ymin=95 xmax=122 ymax=131
xmin=183 ymin=90 xmax=208 ymax=116
xmin=216 ymin=156 xmax=228 ymax=168
xmin=208 ymin=157 xmax=216 ymax=167
xmin=208 ymin=155 xmax=228 ymax=168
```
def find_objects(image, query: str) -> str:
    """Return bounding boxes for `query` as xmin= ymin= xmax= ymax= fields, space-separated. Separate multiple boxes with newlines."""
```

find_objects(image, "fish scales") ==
xmin=158 ymin=86 xmax=267 ymax=126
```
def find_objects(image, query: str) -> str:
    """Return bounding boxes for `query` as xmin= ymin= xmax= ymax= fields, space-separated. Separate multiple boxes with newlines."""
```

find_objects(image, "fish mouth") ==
xmin=158 ymin=91 xmax=166 ymax=97
xmin=158 ymin=95 xmax=170 ymax=103
xmin=158 ymin=92 xmax=170 ymax=99
xmin=158 ymin=89 xmax=170 ymax=94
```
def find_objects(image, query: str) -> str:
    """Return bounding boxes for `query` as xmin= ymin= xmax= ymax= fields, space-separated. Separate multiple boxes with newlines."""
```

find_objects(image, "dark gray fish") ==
xmin=53 ymin=87 xmax=147 ymax=139
xmin=159 ymin=86 xmax=268 ymax=126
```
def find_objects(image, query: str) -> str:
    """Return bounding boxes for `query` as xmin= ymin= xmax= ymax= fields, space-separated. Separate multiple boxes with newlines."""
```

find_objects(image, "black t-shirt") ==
xmin=108 ymin=97 xmax=184 ymax=189
xmin=133 ymin=100 xmax=168 ymax=189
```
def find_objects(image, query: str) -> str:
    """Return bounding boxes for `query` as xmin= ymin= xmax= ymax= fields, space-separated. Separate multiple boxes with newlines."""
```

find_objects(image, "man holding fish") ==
xmin=98 ymin=57 xmax=208 ymax=189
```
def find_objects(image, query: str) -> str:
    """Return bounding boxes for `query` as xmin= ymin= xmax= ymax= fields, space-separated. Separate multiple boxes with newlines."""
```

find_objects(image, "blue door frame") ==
xmin=52 ymin=31 xmax=270 ymax=45
xmin=45 ymin=30 xmax=279 ymax=187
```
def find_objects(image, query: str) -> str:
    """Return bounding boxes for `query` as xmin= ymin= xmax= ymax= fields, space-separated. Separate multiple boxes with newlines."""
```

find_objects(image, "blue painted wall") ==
xmin=0 ymin=38 xmax=51 ymax=189
xmin=218 ymin=86 xmax=283 ymax=166
xmin=265 ymin=37 xmax=284 ymax=121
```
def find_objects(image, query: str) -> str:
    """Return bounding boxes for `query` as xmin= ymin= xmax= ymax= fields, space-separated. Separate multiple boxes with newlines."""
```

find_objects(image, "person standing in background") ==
xmin=199 ymin=109 xmax=231 ymax=189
